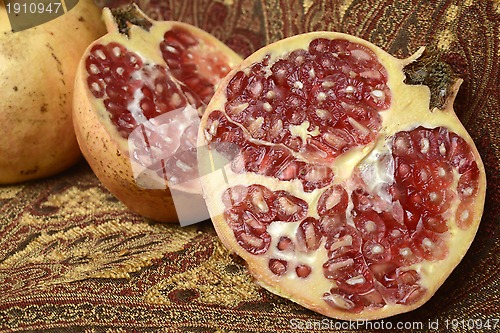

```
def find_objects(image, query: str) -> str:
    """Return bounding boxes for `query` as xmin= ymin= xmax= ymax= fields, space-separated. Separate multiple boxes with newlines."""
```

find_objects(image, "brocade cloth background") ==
xmin=1 ymin=0 xmax=499 ymax=332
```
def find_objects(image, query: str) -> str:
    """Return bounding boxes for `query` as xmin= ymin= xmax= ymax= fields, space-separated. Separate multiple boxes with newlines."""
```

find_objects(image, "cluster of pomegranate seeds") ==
xmin=86 ymin=39 xmax=203 ymax=139
xmin=160 ymin=27 xmax=227 ymax=105
xmin=205 ymin=38 xmax=390 ymax=195
xmin=202 ymin=37 xmax=483 ymax=314
xmin=223 ymin=184 xmax=308 ymax=254
xmin=205 ymin=111 xmax=334 ymax=192
xmin=216 ymin=124 xmax=480 ymax=312
xmin=85 ymin=26 xmax=234 ymax=185
xmin=392 ymin=127 xmax=481 ymax=231
xmin=222 ymin=38 xmax=389 ymax=163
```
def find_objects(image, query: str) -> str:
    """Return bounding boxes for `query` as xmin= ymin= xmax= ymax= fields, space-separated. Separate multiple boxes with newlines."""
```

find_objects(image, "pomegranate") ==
xmin=73 ymin=4 xmax=242 ymax=222
xmin=0 ymin=0 xmax=105 ymax=184
xmin=198 ymin=32 xmax=486 ymax=319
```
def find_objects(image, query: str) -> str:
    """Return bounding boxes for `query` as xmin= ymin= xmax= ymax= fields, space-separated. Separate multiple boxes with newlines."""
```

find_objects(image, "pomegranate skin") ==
xmin=73 ymin=6 xmax=243 ymax=223
xmin=0 ymin=0 xmax=106 ymax=184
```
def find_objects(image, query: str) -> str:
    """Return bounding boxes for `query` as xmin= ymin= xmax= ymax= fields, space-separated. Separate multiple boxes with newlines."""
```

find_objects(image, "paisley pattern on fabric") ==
xmin=1 ymin=0 xmax=498 ymax=331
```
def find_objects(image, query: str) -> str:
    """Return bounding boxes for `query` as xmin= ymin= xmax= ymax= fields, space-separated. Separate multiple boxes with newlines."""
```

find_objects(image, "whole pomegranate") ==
xmin=0 ymin=0 xmax=105 ymax=184
xmin=73 ymin=4 xmax=242 ymax=223
xmin=198 ymin=32 xmax=486 ymax=319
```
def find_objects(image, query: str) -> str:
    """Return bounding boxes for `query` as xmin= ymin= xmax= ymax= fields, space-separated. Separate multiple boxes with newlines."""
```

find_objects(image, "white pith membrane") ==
xmin=82 ymin=14 xmax=241 ymax=193
xmin=198 ymin=32 xmax=486 ymax=320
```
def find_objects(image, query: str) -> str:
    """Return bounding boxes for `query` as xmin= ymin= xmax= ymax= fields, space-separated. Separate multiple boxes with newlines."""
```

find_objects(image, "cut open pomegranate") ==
xmin=73 ymin=4 xmax=242 ymax=222
xmin=198 ymin=32 xmax=486 ymax=319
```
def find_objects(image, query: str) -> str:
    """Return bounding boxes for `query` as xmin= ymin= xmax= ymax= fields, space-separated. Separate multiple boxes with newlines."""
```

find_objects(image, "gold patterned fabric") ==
xmin=1 ymin=1 xmax=499 ymax=332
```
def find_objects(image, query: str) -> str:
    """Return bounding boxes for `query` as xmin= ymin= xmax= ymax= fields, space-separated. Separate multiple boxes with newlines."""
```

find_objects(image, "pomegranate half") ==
xmin=73 ymin=4 xmax=242 ymax=222
xmin=0 ymin=0 xmax=105 ymax=184
xmin=198 ymin=32 xmax=486 ymax=319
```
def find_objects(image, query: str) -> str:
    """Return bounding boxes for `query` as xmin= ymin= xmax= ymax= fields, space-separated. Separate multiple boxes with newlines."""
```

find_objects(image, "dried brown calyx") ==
xmin=110 ymin=4 xmax=152 ymax=35
xmin=403 ymin=48 xmax=459 ymax=110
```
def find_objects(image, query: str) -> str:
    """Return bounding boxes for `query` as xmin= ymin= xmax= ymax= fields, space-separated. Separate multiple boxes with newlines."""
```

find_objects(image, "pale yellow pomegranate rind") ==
xmin=0 ymin=0 xmax=105 ymax=184
xmin=198 ymin=31 xmax=486 ymax=320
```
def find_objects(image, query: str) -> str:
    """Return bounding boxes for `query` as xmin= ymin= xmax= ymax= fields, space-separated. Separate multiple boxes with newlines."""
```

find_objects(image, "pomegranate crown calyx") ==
xmin=104 ymin=3 xmax=152 ymax=36
xmin=403 ymin=47 xmax=460 ymax=110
